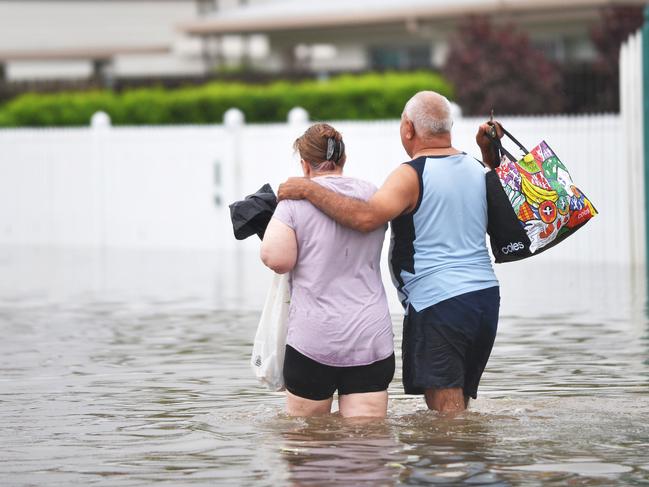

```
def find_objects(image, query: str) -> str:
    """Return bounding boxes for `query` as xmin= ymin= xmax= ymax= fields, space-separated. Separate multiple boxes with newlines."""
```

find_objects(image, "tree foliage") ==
xmin=592 ymin=6 xmax=644 ymax=69
xmin=443 ymin=16 xmax=564 ymax=116
xmin=589 ymin=6 xmax=644 ymax=112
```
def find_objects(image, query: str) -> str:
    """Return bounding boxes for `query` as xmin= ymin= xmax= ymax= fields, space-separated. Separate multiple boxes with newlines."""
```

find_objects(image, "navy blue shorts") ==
xmin=402 ymin=286 xmax=500 ymax=398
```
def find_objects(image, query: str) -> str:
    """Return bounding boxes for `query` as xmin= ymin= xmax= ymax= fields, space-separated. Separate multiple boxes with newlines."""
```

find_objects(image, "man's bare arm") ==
xmin=277 ymin=165 xmax=419 ymax=232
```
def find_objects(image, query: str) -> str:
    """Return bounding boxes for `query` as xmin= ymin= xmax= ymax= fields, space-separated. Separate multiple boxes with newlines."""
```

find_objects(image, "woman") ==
xmin=260 ymin=123 xmax=394 ymax=418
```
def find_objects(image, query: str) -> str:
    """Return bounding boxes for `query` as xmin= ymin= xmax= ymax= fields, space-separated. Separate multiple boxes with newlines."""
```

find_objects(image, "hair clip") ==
xmin=337 ymin=140 xmax=345 ymax=162
xmin=326 ymin=138 xmax=336 ymax=161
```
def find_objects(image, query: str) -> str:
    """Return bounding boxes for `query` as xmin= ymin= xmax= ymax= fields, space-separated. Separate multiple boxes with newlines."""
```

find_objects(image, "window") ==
xmin=369 ymin=45 xmax=431 ymax=70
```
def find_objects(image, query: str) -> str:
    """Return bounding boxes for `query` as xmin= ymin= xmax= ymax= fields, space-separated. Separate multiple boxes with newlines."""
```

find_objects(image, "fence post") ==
xmin=643 ymin=7 xmax=649 ymax=271
xmin=224 ymin=108 xmax=245 ymax=203
xmin=91 ymin=111 xmax=111 ymax=130
xmin=288 ymin=107 xmax=309 ymax=125
xmin=224 ymin=108 xmax=245 ymax=299
xmin=90 ymin=111 xmax=110 ymax=247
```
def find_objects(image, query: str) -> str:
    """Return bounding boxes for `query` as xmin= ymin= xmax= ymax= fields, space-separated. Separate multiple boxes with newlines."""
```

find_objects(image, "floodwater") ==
xmin=1 ymin=246 xmax=649 ymax=486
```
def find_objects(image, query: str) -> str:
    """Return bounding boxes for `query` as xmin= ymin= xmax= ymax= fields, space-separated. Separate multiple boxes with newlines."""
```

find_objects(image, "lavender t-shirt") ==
xmin=272 ymin=176 xmax=393 ymax=367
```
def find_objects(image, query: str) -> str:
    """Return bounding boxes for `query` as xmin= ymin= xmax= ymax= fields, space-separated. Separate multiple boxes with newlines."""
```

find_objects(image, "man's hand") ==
xmin=476 ymin=121 xmax=504 ymax=151
xmin=476 ymin=121 xmax=504 ymax=169
xmin=278 ymin=177 xmax=314 ymax=201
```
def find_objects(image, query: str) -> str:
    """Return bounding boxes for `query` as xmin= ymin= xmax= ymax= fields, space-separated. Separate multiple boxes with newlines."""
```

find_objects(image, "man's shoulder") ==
xmin=399 ymin=157 xmax=429 ymax=180
xmin=391 ymin=159 xmax=425 ymax=183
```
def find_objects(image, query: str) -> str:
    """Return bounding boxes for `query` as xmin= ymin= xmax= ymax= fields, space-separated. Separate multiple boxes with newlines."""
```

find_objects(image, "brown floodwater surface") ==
xmin=1 ymin=247 xmax=648 ymax=486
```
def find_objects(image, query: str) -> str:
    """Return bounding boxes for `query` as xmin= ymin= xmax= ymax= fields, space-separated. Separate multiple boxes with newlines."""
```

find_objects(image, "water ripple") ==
xmin=1 ymin=256 xmax=649 ymax=486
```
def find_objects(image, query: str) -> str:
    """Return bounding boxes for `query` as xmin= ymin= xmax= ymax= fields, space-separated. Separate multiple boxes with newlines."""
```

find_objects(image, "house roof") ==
xmin=0 ymin=46 xmax=170 ymax=62
xmin=179 ymin=0 xmax=646 ymax=35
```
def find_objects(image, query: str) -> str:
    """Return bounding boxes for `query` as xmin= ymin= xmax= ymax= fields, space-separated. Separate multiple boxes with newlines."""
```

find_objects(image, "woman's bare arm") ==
xmin=260 ymin=218 xmax=298 ymax=274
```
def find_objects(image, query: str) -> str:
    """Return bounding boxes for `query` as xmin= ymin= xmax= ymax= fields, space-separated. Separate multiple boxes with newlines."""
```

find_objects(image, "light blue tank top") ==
xmin=389 ymin=154 xmax=499 ymax=312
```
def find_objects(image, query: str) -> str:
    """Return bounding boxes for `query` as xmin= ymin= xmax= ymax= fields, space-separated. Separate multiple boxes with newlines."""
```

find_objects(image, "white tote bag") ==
xmin=250 ymin=272 xmax=290 ymax=391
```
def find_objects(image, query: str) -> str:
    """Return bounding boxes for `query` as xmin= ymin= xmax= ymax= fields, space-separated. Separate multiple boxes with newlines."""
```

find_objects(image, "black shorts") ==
xmin=402 ymin=286 xmax=500 ymax=399
xmin=283 ymin=345 xmax=395 ymax=401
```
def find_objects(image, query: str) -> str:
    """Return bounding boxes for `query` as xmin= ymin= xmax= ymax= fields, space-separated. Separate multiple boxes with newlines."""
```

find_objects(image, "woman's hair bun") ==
xmin=293 ymin=123 xmax=346 ymax=171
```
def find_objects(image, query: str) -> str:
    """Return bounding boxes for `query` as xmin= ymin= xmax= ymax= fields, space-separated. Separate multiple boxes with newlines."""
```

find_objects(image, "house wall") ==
xmin=0 ymin=0 xmax=205 ymax=79
xmin=256 ymin=11 xmax=599 ymax=74
xmin=0 ymin=0 xmax=604 ymax=79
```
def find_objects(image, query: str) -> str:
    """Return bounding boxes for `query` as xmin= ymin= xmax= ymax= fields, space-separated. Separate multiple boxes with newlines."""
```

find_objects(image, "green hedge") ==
xmin=0 ymin=72 xmax=453 ymax=127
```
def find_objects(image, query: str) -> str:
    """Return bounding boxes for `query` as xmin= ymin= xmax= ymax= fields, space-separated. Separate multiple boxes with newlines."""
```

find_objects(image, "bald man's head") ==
xmin=402 ymin=91 xmax=453 ymax=137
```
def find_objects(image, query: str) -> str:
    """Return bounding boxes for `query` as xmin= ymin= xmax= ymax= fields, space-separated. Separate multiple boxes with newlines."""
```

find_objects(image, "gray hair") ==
xmin=403 ymin=91 xmax=454 ymax=136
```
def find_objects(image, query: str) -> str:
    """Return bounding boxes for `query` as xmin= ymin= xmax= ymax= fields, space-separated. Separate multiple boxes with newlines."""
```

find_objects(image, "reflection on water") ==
xmin=1 ymin=246 xmax=649 ymax=486
xmin=278 ymin=418 xmax=402 ymax=486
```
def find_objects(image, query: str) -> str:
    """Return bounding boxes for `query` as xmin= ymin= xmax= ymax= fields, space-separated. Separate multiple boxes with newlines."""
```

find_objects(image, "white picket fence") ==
xmin=620 ymin=29 xmax=645 ymax=268
xmin=0 ymin=110 xmax=632 ymax=265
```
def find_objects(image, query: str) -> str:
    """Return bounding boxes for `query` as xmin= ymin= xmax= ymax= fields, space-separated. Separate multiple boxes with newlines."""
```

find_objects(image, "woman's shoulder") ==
xmin=348 ymin=177 xmax=379 ymax=201
xmin=315 ymin=176 xmax=378 ymax=200
xmin=349 ymin=177 xmax=378 ymax=193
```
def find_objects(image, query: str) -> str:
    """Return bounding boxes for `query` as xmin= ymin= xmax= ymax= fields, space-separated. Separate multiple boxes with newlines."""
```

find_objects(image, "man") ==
xmin=278 ymin=91 xmax=502 ymax=413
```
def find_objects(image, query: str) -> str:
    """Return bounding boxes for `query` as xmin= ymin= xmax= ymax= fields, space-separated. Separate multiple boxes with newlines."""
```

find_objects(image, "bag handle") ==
xmin=487 ymin=122 xmax=529 ymax=165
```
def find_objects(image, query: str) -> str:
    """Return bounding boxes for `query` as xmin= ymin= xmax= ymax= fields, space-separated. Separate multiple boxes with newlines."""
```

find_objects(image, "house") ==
xmin=0 ymin=0 xmax=644 ymax=85
xmin=0 ymin=0 xmax=258 ymax=83
xmin=179 ymin=0 xmax=647 ymax=74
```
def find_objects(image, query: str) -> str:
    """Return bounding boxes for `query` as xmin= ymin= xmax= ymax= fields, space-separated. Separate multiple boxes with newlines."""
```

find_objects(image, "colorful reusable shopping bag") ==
xmin=486 ymin=126 xmax=597 ymax=263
